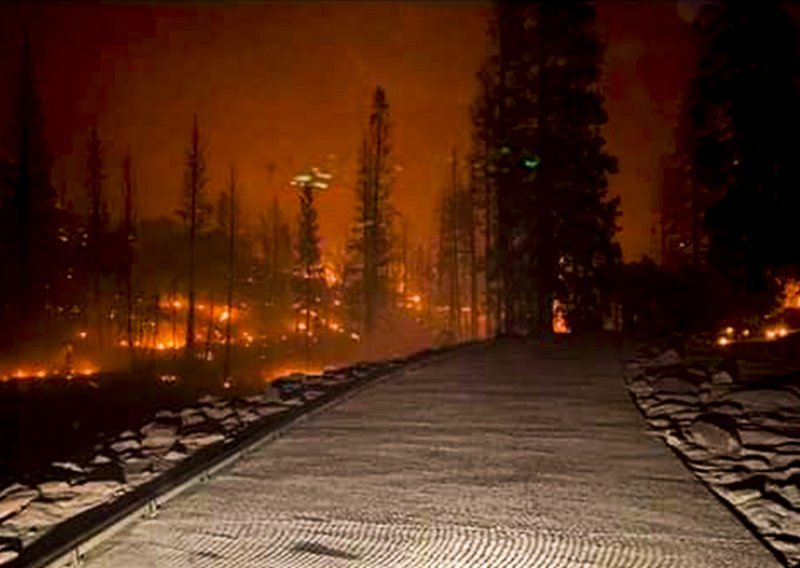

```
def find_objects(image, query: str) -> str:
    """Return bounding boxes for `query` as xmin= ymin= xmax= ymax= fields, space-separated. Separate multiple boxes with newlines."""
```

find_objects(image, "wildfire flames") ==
xmin=553 ymin=300 xmax=570 ymax=334
xmin=1 ymin=363 xmax=98 ymax=382
xmin=716 ymin=279 xmax=800 ymax=347
xmin=783 ymin=279 xmax=800 ymax=309
xmin=263 ymin=365 xmax=323 ymax=383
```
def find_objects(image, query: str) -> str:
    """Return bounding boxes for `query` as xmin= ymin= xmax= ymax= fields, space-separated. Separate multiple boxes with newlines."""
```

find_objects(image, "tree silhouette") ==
xmin=345 ymin=87 xmax=395 ymax=340
xmin=474 ymin=2 xmax=619 ymax=334
xmin=676 ymin=2 xmax=800 ymax=312
xmin=84 ymin=125 xmax=110 ymax=344
xmin=182 ymin=114 xmax=209 ymax=358
xmin=4 ymin=32 xmax=59 ymax=342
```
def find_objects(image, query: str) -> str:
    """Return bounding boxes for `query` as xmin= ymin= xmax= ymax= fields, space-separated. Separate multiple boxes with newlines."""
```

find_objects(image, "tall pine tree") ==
xmin=676 ymin=2 xmax=800 ymax=311
xmin=345 ymin=87 xmax=395 ymax=339
xmin=474 ymin=2 xmax=619 ymax=334
xmin=4 ymin=32 xmax=59 ymax=342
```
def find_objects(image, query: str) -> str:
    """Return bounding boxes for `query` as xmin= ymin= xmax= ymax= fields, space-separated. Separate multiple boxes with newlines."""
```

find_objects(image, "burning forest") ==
xmin=5 ymin=2 xmax=800 ymax=566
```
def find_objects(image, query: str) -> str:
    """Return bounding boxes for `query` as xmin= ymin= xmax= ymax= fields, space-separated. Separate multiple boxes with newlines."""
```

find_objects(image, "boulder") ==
xmin=202 ymin=405 xmax=234 ymax=422
xmin=140 ymin=423 xmax=178 ymax=451
xmin=628 ymin=377 xmax=653 ymax=398
xmin=179 ymin=432 xmax=225 ymax=451
xmin=37 ymin=481 xmax=76 ymax=501
xmin=712 ymin=371 xmax=734 ymax=385
xmin=684 ymin=413 xmax=741 ymax=455
xmin=646 ymin=349 xmax=682 ymax=368
xmin=654 ymin=376 xmax=697 ymax=396
xmin=110 ymin=438 xmax=141 ymax=454
xmin=0 ymin=549 xmax=19 ymax=565
xmin=0 ymin=487 xmax=38 ymax=523
xmin=723 ymin=389 xmax=800 ymax=412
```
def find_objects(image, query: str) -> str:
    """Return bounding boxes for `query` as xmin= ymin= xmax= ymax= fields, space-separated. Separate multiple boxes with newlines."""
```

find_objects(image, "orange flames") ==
xmin=2 ymin=362 xmax=99 ymax=381
xmin=552 ymin=300 xmax=570 ymax=334
xmin=263 ymin=365 xmax=323 ymax=383
xmin=783 ymin=279 xmax=800 ymax=309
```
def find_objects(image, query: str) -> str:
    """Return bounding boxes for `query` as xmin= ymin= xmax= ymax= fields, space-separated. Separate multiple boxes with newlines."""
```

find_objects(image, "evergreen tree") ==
xmin=3 ymin=32 xmax=59 ymax=340
xmin=84 ymin=125 xmax=110 ymax=343
xmin=258 ymin=196 xmax=293 ymax=331
xmin=474 ymin=2 xmax=619 ymax=334
xmin=677 ymin=2 xmax=800 ymax=309
xmin=292 ymin=171 xmax=326 ymax=346
xmin=436 ymin=153 xmax=464 ymax=340
xmin=658 ymin=151 xmax=694 ymax=268
xmin=468 ymin=65 xmax=499 ymax=336
xmin=345 ymin=87 xmax=395 ymax=339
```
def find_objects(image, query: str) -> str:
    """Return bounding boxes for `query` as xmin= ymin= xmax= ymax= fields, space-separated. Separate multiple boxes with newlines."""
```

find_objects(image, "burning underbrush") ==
xmin=0 ymin=351 xmax=424 ymax=565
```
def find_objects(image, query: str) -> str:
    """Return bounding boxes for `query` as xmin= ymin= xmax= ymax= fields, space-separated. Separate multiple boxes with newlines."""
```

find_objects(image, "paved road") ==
xmin=82 ymin=337 xmax=777 ymax=567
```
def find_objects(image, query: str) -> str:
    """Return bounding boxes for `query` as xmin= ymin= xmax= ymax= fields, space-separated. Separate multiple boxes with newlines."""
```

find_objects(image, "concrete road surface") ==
xmin=82 ymin=336 xmax=778 ymax=567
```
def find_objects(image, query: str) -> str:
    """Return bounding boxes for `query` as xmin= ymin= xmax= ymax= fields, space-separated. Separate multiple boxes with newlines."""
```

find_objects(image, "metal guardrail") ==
xmin=5 ymin=342 xmax=481 ymax=568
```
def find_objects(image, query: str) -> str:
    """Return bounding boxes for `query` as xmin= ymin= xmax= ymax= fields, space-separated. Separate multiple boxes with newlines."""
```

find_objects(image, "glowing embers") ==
xmin=765 ymin=325 xmax=789 ymax=341
xmin=2 ymin=363 xmax=99 ymax=381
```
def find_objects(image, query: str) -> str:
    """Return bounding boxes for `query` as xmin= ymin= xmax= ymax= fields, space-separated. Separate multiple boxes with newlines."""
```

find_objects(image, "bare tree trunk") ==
xmin=122 ymin=154 xmax=134 ymax=358
xmin=690 ymin=178 xmax=700 ymax=267
xmin=223 ymin=167 xmax=236 ymax=382
xmin=480 ymin=70 xmax=496 ymax=338
xmin=450 ymin=148 xmax=462 ymax=340
xmin=205 ymin=295 xmax=214 ymax=361
xmin=496 ymin=6 xmax=512 ymax=334
xmin=468 ymin=160 xmax=479 ymax=339
xmin=185 ymin=114 xmax=200 ymax=360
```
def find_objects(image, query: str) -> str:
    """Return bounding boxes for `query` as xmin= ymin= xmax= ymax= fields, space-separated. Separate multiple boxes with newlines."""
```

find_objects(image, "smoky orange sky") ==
xmin=0 ymin=2 xmax=695 ymax=261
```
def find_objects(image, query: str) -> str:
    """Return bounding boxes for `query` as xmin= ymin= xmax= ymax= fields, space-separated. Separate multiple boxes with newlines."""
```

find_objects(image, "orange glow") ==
xmin=552 ymin=300 xmax=570 ymax=334
xmin=322 ymin=263 xmax=340 ymax=287
xmin=11 ymin=368 xmax=50 ymax=379
xmin=783 ymin=279 xmax=800 ymax=309
xmin=3 ymin=360 xmax=100 ymax=380
xmin=263 ymin=365 xmax=323 ymax=383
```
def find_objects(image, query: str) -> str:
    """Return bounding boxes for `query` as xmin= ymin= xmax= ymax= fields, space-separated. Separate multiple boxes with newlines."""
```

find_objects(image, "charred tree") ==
xmin=85 ymin=126 xmax=109 ymax=344
xmin=121 ymin=153 xmax=136 ymax=354
xmin=223 ymin=167 xmax=237 ymax=383
xmin=182 ymin=114 xmax=208 ymax=359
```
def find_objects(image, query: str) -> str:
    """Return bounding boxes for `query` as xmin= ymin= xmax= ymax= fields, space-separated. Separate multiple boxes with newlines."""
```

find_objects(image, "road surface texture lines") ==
xmin=80 ymin=336 xmax=777 ymax=567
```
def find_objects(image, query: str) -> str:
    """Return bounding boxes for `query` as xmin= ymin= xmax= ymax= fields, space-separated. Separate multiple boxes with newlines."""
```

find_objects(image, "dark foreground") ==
xmin=79 ymin=336 xmax=775 ymax=567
